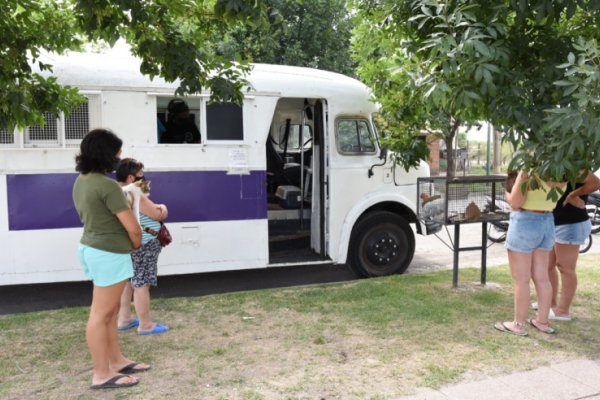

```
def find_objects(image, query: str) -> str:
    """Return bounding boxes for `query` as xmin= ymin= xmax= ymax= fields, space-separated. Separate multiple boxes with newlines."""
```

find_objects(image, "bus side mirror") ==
xmin=379 ymin=146 xmax=388 ymax=160
xmin=378 ymin=131 xmax=388 ymax=160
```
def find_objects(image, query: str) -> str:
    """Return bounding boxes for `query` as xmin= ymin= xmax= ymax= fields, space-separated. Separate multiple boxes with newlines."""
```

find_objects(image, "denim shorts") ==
xmin=555 ymin=219 xmax=591 ymax=245
xmin=78 ymin=244 xmax=133 ymax=287
xmin=505 ymin=211 xmax=555 ymax=253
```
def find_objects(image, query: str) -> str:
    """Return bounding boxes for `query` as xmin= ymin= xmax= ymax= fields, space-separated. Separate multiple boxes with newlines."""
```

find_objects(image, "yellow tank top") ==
xmin=520 ymin=180 xmax=557 ymax=212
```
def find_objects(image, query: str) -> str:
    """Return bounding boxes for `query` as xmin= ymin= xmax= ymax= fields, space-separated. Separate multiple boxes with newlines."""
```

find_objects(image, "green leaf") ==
xmin=563 ymin=85 xmax=578 ymax=96
xmin=473 ymin=40 xmax=491 ymax=58
xmin=554 ymin=80 xmax=574 ymax=86
xmin=475 ymin=65 xmax=483 ymax=83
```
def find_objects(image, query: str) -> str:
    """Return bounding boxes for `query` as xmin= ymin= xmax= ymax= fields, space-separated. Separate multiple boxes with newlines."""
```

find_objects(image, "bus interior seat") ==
xmin=266 ymin=136 xmax=313 ymax=204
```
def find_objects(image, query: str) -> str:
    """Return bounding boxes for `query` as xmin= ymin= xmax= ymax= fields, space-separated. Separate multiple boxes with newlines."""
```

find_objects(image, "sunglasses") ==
xmin=133 ymin=175 xmax=145 ymax=182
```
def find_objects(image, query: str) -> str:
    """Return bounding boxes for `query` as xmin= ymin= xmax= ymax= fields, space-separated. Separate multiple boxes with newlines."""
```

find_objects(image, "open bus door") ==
xmin=311 ymin=100 xmax=327 ymax=256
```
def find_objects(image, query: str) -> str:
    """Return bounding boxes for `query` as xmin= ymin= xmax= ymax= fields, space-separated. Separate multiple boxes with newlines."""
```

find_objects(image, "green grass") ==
xmin=2 ymin=258 xmax=600 ymax=399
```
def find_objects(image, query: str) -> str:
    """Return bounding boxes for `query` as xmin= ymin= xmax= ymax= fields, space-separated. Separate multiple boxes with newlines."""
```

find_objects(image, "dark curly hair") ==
xmin=115 ymin=158 xmax=144 ymax=183
xmin=75 ymin=129 xmax=123 ymax=174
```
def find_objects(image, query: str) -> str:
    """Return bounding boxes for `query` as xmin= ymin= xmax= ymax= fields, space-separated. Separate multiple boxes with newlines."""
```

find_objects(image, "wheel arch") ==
xmin=335 ymin=194 xmax=418 ymax=264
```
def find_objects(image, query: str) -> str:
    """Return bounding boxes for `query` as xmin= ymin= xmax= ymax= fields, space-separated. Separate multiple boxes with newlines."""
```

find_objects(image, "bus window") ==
xmin=157 ymin=97 xmax=201 ymax=144
xmin=206 ymin=102 xmax=243 ymax=141
xmin=64 ymin=101 xmax=91 ymax=145
xmin=26 ymin=111 xmax=60 ymax=147
xmin=277 ymin=124 xmax=312 ymax=152
xmin=336 ymin=119 xmax=376 ymax=154
xmin=19 ymin=95 xmax=98 ymax=148
xmin=0 ymin=127 xmax=15 ymax=146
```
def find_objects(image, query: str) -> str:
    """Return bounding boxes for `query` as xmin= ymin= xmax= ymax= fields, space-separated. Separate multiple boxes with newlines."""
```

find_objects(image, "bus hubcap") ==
xmin=366 ymin=234 xmax=399 ymax=266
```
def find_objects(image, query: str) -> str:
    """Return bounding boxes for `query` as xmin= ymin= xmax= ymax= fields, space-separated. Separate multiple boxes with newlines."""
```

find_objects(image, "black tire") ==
xmin=586 ymin=206 xmax=600 ymax=234
xmin=579 ymin=234 xmax=592 ymax=254
xmin=347 ymin=211 xmax=415 ymax=278
xmin=487 ymin=223 xmax=507 ymax=243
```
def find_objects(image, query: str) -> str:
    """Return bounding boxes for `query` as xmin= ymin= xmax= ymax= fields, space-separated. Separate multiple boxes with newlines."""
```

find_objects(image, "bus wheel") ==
xmin=348 ymin=211 xmax=415 ymax=278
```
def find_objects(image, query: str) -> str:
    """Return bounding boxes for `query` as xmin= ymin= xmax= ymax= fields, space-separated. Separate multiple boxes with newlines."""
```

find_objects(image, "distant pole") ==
xmin=486 ymin=122 xmax=491 ymax=175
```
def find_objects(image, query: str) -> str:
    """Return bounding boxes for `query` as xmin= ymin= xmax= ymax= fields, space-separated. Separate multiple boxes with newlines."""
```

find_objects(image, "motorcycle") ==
xmin=483 ymin=195 xmax=593 ymax=254
xmin=483 ymin=195 xmax=510 ymax=243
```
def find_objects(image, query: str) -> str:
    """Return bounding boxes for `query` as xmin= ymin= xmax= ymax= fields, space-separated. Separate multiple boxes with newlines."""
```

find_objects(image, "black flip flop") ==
xmin=90 ymin=374 xmax=139 ymax=389
xmin=118 ymin=362 xmax=151 ymax=374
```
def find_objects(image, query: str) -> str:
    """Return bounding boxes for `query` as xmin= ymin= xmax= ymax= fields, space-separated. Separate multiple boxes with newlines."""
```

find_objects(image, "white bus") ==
xmin=0 ymin=51 xmax=431 ymax=286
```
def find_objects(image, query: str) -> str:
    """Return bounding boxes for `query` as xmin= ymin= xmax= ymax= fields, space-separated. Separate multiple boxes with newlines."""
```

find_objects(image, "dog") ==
xmin=122 ymin=179 xmax=151 ymax=225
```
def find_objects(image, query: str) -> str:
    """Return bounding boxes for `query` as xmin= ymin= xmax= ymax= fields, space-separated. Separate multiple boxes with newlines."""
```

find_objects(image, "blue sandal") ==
xmin=138 ymin=323 xmax=169 ymax=336
xmin=117 ymin=319 xmax=139 ymax=331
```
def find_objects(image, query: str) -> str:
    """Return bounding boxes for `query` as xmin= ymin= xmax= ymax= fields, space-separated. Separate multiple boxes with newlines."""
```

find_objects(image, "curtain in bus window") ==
xmin=206 ymin=103 xmax=243 ymax=141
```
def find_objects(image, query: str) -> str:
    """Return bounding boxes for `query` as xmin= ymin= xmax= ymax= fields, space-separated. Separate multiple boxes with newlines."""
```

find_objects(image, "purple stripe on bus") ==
xmin=7 ymin=171 xmax=267 ymax=231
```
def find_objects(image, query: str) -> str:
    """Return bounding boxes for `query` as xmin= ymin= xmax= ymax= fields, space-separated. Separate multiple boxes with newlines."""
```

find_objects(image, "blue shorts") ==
xmin=555 ymin=219 xmax=591 ymax=245
xmin=505 ymin=211 xmax=555 ymax=253
xmin=78 ymin=244 xmax=133 ymax=287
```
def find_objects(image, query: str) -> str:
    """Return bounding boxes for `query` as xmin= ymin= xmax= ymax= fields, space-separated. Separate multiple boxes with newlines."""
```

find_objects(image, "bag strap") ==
xmin=142 ymin=226 xmax=159 ymax=236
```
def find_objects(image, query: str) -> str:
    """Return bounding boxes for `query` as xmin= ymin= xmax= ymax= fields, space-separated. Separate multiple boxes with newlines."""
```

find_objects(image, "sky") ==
xmin=464 ymin=121 xmax=493 ymax=142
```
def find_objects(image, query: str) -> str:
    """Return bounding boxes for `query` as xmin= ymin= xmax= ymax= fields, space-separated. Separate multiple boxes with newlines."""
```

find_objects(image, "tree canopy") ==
xmin=214 ymin=0 xmax=355 ymax=75
xmin=1 ymin=0 xmax=268 ymax=132
xmin=352 ymin=0 xmax=600 ymax=183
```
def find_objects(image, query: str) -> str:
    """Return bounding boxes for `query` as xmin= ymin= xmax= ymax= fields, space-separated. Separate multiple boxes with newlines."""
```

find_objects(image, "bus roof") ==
xmin=37 ymin=51 xmax=374 ymax=106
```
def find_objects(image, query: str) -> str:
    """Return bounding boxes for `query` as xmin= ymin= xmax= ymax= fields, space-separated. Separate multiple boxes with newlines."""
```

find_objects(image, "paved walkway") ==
xmin=397 ymin=359 xmax=600 ymax=400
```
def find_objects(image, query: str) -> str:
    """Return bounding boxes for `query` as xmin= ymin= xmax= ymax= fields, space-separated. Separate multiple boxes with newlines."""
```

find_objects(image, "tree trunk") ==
xmin=445 ymin=118 xmax=460 ymax=178
xmin=445 ymin=135 xmax=455 ymax=177
xmin=493 ymin=126 xmax=502 ymax=174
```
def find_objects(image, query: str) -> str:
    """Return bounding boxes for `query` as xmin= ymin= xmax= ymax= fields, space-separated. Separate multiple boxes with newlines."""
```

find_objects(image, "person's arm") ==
xmin=139 ymin=195 xmax=168 ymax=221
xmin=116 ymin=209 xmax=142 ymax=249
xmin=563 ymin=171 xmax=600 ymax=208
xmin=505 ymin=171 xmax=528 ymax=210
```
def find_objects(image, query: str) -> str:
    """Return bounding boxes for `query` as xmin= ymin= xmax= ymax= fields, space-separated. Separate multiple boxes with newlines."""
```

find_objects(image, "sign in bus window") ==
xmin=337 ymin=119 xmax=376 ymax=154
xmin=207 ymin=102 xmax=243 ymax=141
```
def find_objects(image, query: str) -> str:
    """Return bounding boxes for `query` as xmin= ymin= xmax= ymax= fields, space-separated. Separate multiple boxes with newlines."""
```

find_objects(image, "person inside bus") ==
xmin=116 ymin=158 xmax=170 ymax=336
xmin=72 ymin=129 xmax=149 ymax=389
xmin=160 ymin=98 xmax=201 ymax=143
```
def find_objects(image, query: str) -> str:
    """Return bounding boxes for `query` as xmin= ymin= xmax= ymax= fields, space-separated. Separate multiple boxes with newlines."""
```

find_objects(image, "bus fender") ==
xmin=335 ymin=192 xmax=418 ymax=264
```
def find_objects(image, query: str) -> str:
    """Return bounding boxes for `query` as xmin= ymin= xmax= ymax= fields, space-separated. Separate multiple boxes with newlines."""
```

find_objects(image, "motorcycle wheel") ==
xmin=587 ymin=206 xmax=600 ymax=234
xmin=487 ymin=224 xmax=507 ymax=243
xmin=579 ymin=234 xmax=592 ymax=254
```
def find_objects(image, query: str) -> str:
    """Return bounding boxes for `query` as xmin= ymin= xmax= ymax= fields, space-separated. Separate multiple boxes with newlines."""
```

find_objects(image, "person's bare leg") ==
xmin=133 ymin=285 xmax=154 ymax=331
xmin=117 ymin=282 xmax=135 ymax=327
xmin=506 ymin=249 xmax=532 ymax=330
xmin=88 ymin=281 xmax=138 ymax=386
xmin=531 ymin=249 xmax=552 ymax=324
xmin=553 ymin=243 xmax=579 ymax=316
xmin=547 ymin=247 xmax=559 ymax=309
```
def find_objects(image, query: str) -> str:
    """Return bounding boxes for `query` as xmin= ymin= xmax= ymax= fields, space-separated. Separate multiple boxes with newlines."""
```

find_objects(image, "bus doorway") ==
xmin=266 ymin=98 xmax=328 ymax=265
